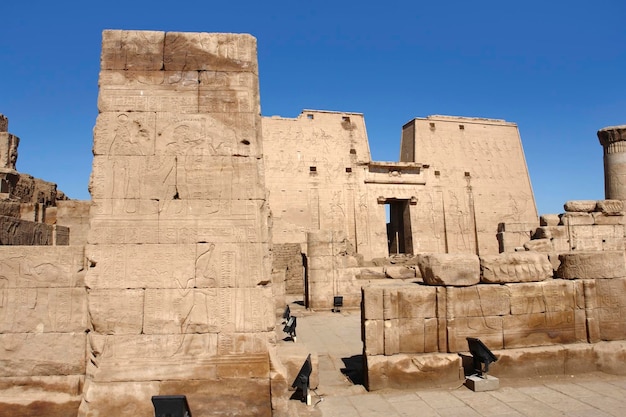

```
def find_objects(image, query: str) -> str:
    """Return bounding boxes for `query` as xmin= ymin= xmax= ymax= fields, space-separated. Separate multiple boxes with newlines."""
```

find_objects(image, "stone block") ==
xmin=362 ymin=285 xmax=384 ymax=320
xmin=446 ymin=286 xmax=510 ymax=318
xmin=154 ymin=112 xmax=261 ymax=158
xmin=491 ymin=345 xmax=567 ymax=378
xmin=384 ymin=265 xmax=416 ymax=279
xmin=593 ymin=212 xmax=625 ymax=225
xmin=90 ymin=155 xmax=265 ymax=200
xmin=523 ymin=238 xmax=553 ymax=252
xmin=436 ymin=287 xmax=447 ymax=353
xmin=92 ymin=112 xmax=157 ymax=156
xmin=503 ymin=310 xmax=586 ymax=348
xmin=0 ymin=216 xmax=53 ymax=245
xmin=417 ymin=253 xmax=480 ymax=286
xmin=593 ymin=341 xmax=626 ymax=375
xmin=556 ymin=251 xmax=626 ymax=279
xmin=0 ymin=375 xmax=83 ymax=417
xmin=384 ymin=319 xmax=399 ymax=355
xmin=363 ymin=319 xmax=384 ymax=356
xmin=480 ymin=252 xmax=552 ymax=283
xmin=100 ymin=30 xmax=165 ymax=70
xmin=596 ymin=199 xmax=624 ymax=214
xmin=594 ymin=278 xmax=626 ymax=341
xmin=87 ymin=199 xmax=159 ymax=244
xmin=79 ymin=380 xmax=158 ymax=417
xmin=396 ymin=285 xmax=437 ymax=318
xmin=507 ymin=280 xmax=577 ymax=315
xmin=560 ymin=212 xmax=594 ymax=225
xmin=98 ymin=70 xmax=199 ymax=113
xmin=540 ymin=214 xmax=560 ymax=226
xmin=0 ymin=246 xmax=84 ymax=288
xmin=365 ymin=353 xmax=462 ymax=391
xmin=465 ymin=374 xmax=499 ymax=392
xmin=163 ymin=32 xmax=258 ymax=73
xmin=198 ymin=71 xmax=259 ymax=114
xmin=397 ymin=317 xmax=438 ymax=354
xmin=0 ymin=333 xmax=86 ymax=377
xmin=533 ymin=225 xmax=569 ymax=240
xmin=447 ymin=316 xmax=503 ymax=352
xmin=564 ymin=200 xmax=597 ymax=212
xmin=0 ymin=288 xmax=88 ymax=333
xmin=142 ymin=288 xmax=274 ymax=334
xmin=88 ymin=289 xmax=144 ymax=334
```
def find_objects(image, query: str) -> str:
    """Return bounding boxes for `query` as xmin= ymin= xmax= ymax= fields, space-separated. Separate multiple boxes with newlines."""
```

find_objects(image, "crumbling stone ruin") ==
xmin=0 ymin=29 xmax=625 ymax=416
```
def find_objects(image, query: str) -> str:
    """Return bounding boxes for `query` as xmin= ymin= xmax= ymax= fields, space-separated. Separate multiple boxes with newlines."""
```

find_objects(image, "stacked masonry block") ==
xmin=82 ymin=30 xmax=272 ymax=417
xmin=363 ymin=249 xmax=626 ymax=390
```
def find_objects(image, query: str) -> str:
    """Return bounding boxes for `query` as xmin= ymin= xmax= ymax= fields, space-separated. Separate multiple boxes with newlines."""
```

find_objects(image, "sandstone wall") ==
xmin=0 ymin=246 xmax=87 ymax=414
xmin=400 ymin=116 xmax=538 ymax=255
xmin=81 ymin=30 xmax=273 ymax=417
xmin=362 ymin=250 xmax=626 ymax=390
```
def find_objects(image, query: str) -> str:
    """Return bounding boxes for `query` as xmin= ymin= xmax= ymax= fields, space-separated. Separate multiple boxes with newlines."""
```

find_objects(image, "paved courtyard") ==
xmin=283 ymin=302 xmax=626 ymax=417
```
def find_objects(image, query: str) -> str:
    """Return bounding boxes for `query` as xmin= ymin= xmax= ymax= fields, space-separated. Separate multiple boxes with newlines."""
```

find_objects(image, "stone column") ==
xmin=598 ymin=125 xmax=626 ymax=200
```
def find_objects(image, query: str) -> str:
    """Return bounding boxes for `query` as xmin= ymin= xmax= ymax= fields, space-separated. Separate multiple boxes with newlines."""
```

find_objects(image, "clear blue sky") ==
xmin=1 ymin=1 xmax=624 ymax=215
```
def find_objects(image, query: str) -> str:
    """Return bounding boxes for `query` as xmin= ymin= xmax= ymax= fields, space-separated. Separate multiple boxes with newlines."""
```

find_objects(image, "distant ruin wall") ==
xmin=272 ymin=243 xmax=304 ymax=295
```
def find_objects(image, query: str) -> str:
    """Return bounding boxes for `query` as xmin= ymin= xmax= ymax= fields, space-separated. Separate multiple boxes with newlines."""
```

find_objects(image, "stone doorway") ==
xmin=386 ymin=199 xmax=413 ymax=255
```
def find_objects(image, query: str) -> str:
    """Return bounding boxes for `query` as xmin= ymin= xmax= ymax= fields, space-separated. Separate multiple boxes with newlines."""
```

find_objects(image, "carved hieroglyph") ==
xmin=83 ymin=30 xmax=272 ymax=417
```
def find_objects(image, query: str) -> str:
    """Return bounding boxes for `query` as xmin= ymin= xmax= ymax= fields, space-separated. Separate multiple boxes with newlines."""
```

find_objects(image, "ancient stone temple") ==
xmin=1 ymin=28 xmax=626 ymax=417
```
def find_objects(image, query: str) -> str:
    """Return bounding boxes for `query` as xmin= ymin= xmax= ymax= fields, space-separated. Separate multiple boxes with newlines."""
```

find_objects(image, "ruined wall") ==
xmin=0 ymin=246 xmax=87 ymax=414
xmin=362 ymin=246 xmax=626 ymax=390
xmin=400 ymin=116 xmax=538 ymax=255
xmin=82 ymin=30 xmax=273 ymax=417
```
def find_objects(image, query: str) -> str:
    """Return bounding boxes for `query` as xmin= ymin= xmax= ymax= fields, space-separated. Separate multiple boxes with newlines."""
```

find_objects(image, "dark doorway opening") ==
xmin=386 ymin=199 xmax=413 ymax=255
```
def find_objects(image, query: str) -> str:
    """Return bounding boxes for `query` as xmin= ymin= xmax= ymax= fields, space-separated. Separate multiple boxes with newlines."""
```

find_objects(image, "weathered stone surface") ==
xmin=560 ymin=212 xmax=594 ymax=225
xmin=556 ymin=251 xmax=626 ymax=279
xmin=587 ymin=278 xmax=626 ymax=341
xmin=163 ymin=32 xmax=258 ymax=73
xmin=396 ymin=285 xmax=437 ymax=318
xmin=0 ymin=114 xmax=7 ymax=132
xmin=0 ymin=216 xmax=53 ymax=245
xmin=398 ymin=317 xmax=438 ymax=353
xmin=142 ymin=288 xmax=274 ymax=334
xmin=523 ymin=238 xmax=553 ymax=252
xmin=540 ymin=214 xmax=560 ymax=226
xmin=0 ymin=288 xmax=87 ymax=333
xmin=592 ymin=212 xmax=625 ymax=225
xmin=365 ymin=353 xmax=462 ymax=391
xmin=593 ymin=341 xmax=626 ymax=375
xmin=363 ymin=319 xmax=384 ymax=355
xmin=0 ymin=333 xmax=86 ymax=377
xmin=56 ymin=200 xmax=91 ymax=246
xmin=417 ymin=253 xmax=480 ymax=286
xmin=384 ymin=265 xmax=416 ymax=279
xmin=100 ymin=30 xmax=164 ymax=70
xmin=362 ymin=285 xmax=384 ymax=320
xmin=507 ymin=280 xmax=579 ymax=315
xmin=0 ymin=375 xmax=83 ymax=417
xmin=446 ymin=286 xmax=510 ymax=318
xmin=98 ymin=70 xmax=199 ymax=113
xmin=503 ymin=310 xmax=586 ymax=348
xmin=0 ymin=132 xmax=18 ymax=170
xmin=564 ymin=200 xmax=597 ymax=212
xmin=0 ymin=246 xmax=84 ymax=288
xmin=480 ymin=252 xmax=552 ymax=283
xmin=447 ymin=316 xmax=503 ymax=352
xmin=596 ymin=199 xmax=624 ymax=214
xmin=88 ymin=289 xmax=144 ymax=334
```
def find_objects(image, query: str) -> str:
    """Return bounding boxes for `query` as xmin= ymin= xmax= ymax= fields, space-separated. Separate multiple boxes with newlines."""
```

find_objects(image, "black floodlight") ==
xmin=283 ymin=316 xmax=297 ymax=341
xmin=332 ymin=296 xmax=343 ymax=313
xmin=291 ymin=354 xmax=312 ymax=403
xmin=466 ymin=337 xmax=498 ymax=377
xmin=151 ymin=395 xmax=192 ymax=417
xmin=282 ymin=305 xmax=291 ymax=322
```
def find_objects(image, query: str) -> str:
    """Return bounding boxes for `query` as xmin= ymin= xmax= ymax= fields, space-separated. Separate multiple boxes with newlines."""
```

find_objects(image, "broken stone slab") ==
xmin=417 ymin=253 xmax=480 ymax=286
xmin=596 ymin=199 xmax=624 ymax=214
xmin=540 ymin=214 xmax=560 ymax=226
xmin=523 ymin=238 xmax=553 ymax=252
xmin=365 ymin=353 xmax=462 ymax=391
xmin=560 ymin=212 xmax=594 ymax=225
xmin=556 ymin=251 xmax=626 ymax=279
xmin=480 ymin=251 xmax=553 ymax=283
xmin=564 ymin=200 xmax=597 ymax=212
xmin=384 ymin=265 xmax=416 ymax=279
